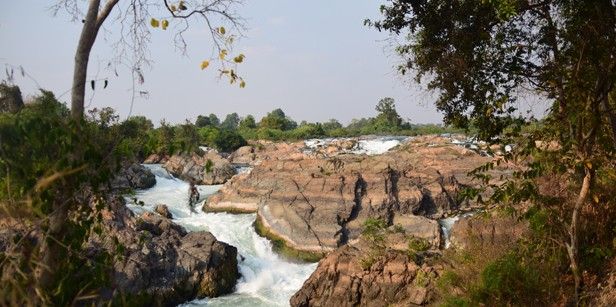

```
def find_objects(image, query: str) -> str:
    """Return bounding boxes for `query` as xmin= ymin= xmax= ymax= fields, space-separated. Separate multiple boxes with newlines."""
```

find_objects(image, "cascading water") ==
xmin=126 ymin=165 xmax=317 ymax=307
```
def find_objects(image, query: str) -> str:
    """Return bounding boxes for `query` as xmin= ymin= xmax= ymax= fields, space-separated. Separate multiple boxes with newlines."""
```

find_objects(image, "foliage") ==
xmin=259 ymin=108 xmax=297 ymax=131
xmin=373 ymin=97 xmax=402 ymax=131
xmin=369 ymin=0 xmax=616 ymax=303
xmin=221 ymin=112 xmax=240 ymax=130
xmin=0 ymin=91 xmax=141 ymax=305
xmin=238 ymin=115 xmax=256 ymax=129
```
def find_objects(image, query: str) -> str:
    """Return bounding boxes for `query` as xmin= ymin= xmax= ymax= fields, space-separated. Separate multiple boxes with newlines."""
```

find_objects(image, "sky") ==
xmin=0 ymin=1 xmax=545 ymax=125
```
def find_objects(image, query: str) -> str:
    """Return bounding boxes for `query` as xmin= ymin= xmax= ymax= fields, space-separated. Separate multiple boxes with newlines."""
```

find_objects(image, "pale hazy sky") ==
xmin=0 ymin=1 xmax=545 ymax=125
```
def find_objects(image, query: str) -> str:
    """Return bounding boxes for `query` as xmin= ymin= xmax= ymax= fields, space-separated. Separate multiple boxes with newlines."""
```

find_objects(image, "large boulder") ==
xmin=163 ymin=151 xmax=235 ymax=185
xmin=207 ymin=137 xmax=504 ymax=258
xmin=154 ymin=204 xmax=172 ymax=218
xmin=290 ymin=231 xmax=441 ymax=307
xmin=88 ymin=195 xmax=239 ymax=305
xmin=111 ymin=163 xmax=156 ymax=190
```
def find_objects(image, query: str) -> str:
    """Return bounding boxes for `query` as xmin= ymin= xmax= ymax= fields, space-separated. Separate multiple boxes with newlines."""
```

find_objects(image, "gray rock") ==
xmin=112 ymin=163 xmax=156 ymax=190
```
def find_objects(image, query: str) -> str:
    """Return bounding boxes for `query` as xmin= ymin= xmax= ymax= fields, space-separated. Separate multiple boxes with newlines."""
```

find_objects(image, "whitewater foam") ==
xmin=126 ymin=165 xmax=317 ymax=307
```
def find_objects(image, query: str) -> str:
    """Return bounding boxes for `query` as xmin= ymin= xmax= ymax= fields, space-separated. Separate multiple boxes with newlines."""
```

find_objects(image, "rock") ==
xmin=449 ymin=213 xmax=528 ymax=250
xmin=208 ymin=137 xmax=505 ymax=258
xmin=143 ymin=153 xmax=168 ymax=164
xmin=88 ymin=195 xmax=239 ymax=305
xmin=154 ymin=204 xmax=172 ymax=219
xmin=0 ymin=83 xmax=24 ymax=114
xmin=111 ymin=163 xmax=156 ymax=190
xmin=163 ymin=151 xmax=236 ymax=185
xmin=228 ymin=145 xmax=255 ymax=165
xmin=290 ymin=233 xmax=440 ymax=307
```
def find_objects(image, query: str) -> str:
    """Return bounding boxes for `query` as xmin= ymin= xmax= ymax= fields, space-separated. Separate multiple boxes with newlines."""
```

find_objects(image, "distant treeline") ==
xmin=144 ymin=97 xmax=468 ymax=153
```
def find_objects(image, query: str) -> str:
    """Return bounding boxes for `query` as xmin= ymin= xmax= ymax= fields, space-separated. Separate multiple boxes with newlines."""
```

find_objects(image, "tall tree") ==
xmin=221 ymin=112 xmax=240 ymax=130
xmin=369 ymin=0 xmax=616 ymax=303
xmin=53 ymin=0 xmax=245 ymax=120
xmin=238 ymin=114 xmax=256 ymax=129
xmin=374 ymin=97 xmax=402 ymax=129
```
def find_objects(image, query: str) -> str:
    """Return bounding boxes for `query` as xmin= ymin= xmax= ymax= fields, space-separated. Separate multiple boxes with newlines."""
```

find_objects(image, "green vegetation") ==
xmin=370 ymin=0 xmax=616 ymax=304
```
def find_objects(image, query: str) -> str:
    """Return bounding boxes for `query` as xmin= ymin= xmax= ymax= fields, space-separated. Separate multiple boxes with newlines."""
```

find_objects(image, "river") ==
xmin=126 ymin=165 xmax=317 ymax=307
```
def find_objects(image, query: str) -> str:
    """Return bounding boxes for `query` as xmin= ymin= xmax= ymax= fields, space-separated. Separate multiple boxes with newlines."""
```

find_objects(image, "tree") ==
xmin=374 ymin=97 xmax=402 ymax=130
xmin=259 ymin=108 xmax=296 ymax=130
xmin=369 ymin=0 xmax=616 ymax=303
xmin=322 ymin=119 xmax=343 ymax=131
xmin=195 ymin=114 xmax=211 ymax=128
xmin=221 ymin=112 xmax=240 ymax=130
xmin=52 ymin=0 xmax=245 ymax=120
xmin=239 ymin=114 xmax=256 ymax=129
xmin=208 ymin=113 xmax=221 ymax=127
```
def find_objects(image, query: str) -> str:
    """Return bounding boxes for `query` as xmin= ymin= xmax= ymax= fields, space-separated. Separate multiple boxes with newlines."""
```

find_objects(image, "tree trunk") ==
xmin=566 ymin=166 xmax=593 ymax=305
xmin=70 ymin=0 xmax=102 ymax=120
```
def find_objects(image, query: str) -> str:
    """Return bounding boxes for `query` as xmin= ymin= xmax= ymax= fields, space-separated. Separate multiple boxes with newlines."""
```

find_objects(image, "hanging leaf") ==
xmin=239 ymin=80 xmax=246 ymax=88
xmin=19 ymin=65 xmax=25 ymax=77
xmin=233 ymin=54 xmax=245 ymax=63
xmin=200 ymin=60 xmax=210 ymax=70
xmin=104 ymin=80 xmax=109 ymax=89
xmin=219 ymin=27 xmax=226 ymax=35
xmin=170 ymin=4 xmax=177 ymax=11
xmin=161 ymin=19 xmax=169 ymax=30
xmin=219 ymin=49 xmax=228 ymax=60
xmin=91 ymin=80 xmax=95 ymax=90
xmin=150 ymin=18 xmax=160 ymax=28
xmin=179 ymin=1 xmax=187 ymax=10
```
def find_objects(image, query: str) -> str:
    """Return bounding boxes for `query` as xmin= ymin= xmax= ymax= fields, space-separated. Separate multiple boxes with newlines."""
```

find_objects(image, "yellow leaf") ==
xmin=161 ymin=19 xmax=169 ymax=30
xmin=240 ymin=80 xmax=246 ymax=88
xmin=585 ymin=161 xmax=593 ymax=169
xmin=593 ymin=195 xmax=599 ymax=203
xmin=219 ymin=27 xmax=226 ymax=35
xmin=170 ymin=4 xmax=177 ymax=11
xmin=150 ymin=18 xmax=160 ymax=28
xmin=219 ymin=49 xmax=228 ymax=60
xmin=233 ymin=54 xmax=245 ymax=63
xmin=200 ymin=60 xmax=210 ymax=70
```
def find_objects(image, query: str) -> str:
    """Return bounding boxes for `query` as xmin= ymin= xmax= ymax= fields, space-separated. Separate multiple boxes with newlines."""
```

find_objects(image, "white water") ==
xmin=438 ymin=213 xmax=475 ymax=248
xmin=304 ymin=136 xmax=409 ymax=156
xmin=126 ymin=165 xmax=317 ymax=307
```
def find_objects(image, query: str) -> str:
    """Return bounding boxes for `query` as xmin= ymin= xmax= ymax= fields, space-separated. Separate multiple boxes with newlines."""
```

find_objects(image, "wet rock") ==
xmin=111 ymin=163 xmax=156 ymax=190
xmin=88 ymin=195 xmax=238 ymax=305
xmin=154 ymin=204 xmax=172 ymax=219
xmin=163 ymin=151 xmax=236 ymax=185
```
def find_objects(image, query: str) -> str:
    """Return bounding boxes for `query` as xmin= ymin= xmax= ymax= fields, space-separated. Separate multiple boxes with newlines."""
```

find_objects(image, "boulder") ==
xmin=290 ymin=233 xmax=441 ymax=307
xmin=111 ymin=163 xmax=156 ymax=190
xmin=88 ymin=195 xmax=239 ymax=305
xmin=228 ymin=145 xmax=255 ymax=165
xmin=163 ymin=151 xmax=236 ymax=185
xmin=154 ymin=204 xmax=172 ymax=219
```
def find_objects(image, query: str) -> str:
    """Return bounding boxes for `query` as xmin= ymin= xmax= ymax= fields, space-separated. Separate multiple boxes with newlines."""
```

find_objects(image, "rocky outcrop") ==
xmin=143 ymin=153 xmax=168 ymax=164
xmin=290 ymin=231 xmax=441 ymax=307
xmin=228 ymin=145 xmax=256 ymax=165
xmin=449 ymin=213 xmax=528 ymax=250
xmin=154 ymin=204 xmax=172 ymax=218
xmin=86 ymin=195 xmax=239 ymax=305
xmin=111 ymin=163 xmax=156 ymax=190
xmin=207 ymin=136 xmax=506 ymax=258
xmin=163 ymin=151 xmax=235 ymax=185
